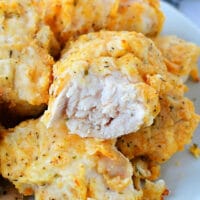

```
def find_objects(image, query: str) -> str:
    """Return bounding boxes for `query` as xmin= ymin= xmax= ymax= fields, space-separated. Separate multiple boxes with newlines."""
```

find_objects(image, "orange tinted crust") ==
xmin=154 ymin=35 xmax=200 ymax=81
xmin=40 ymin=0 xmax=164 ymax=43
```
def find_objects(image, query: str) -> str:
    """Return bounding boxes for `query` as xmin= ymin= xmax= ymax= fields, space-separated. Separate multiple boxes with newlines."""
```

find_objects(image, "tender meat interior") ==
xmin=65 ymin=71 xmax=157 ymax=138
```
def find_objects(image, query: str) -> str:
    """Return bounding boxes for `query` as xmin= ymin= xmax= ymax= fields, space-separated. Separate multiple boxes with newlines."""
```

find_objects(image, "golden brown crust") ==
xmin=154 ymin=35 xmax=200 ymax=81
xmin=40 ymin=0 xmax=164 ymax=43
xmin=117 ymin=90 xmax=200 ymax=164
xmin=0 ymin=119 xmax=141 ymax=199
xmin=0 ymin=0 xmax=58 ymax=120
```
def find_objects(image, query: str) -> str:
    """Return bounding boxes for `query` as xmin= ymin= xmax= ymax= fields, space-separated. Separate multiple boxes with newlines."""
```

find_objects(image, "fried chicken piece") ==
xmin=142 ymin=180 xmax=168 ymax=200
xmin=0 ymin=0 xmax=59 ymax=56
xmin=117 ymin=77 xmax=200 ymax=164
xmin=131 ymin=157 xmax=168 ymax=200
xmin=154 ymin=35 xmax=200 ymax=82
xmin=0 ymin=119 xmax=143 ymax=200
xmin=0 ymin=0 xmax=59 ymax=121
xmin=40 ymin=0 xmax=164 ymax=43
xmin=41 ymin=31 xmax=170 ymax=138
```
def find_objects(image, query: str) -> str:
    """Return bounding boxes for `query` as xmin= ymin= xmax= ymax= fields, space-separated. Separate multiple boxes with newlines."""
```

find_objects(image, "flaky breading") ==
xmin=117 ymin=79 xmax=200 ymax=164
xmin=0 ymin=118 xmax=143 ymax=200
xmin=40 ymin=0 xmax=164 ymax=43
xmin=0 ymin=0 xmax=59 ymax=55
xmin=189 ymin=143 xmax=200 ymax=158
xmin=142 ymin=180 xmax=168 ymax=200
xmin=116 ymin=35 xmax=200 ymax=183
xmin=42 ymin=31 xmax=170 ymax=138
xmin=154 ymin=35 xmax=200 ymax=82
xmin=0 ymin=42 xmax=53 ymax=105
xmin=0 ymin=0 xmax=59 ymax=120
xmin=0 ymin=41 xmax=53 ymax=120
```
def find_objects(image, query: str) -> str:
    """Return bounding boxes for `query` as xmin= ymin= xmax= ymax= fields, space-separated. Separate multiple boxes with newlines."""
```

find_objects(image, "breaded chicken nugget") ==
xmin=154 ymin=35 xmax=200 ymax=82
xmin=41 ymin=0 xmax=164 ymax=43
xmin=0 ymin=0 xmax=59 ymax=121
xmin=117 ymin=76 xmax=200 ymax=163
xmin=42 ymin=31 xmax=169 ymax=139
xmin=0 ymin=119 xmax=142 ymax=200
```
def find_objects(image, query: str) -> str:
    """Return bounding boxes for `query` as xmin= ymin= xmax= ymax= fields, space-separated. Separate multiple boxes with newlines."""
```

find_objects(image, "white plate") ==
xmin=160 ymin=2 xmax=200 ymax=200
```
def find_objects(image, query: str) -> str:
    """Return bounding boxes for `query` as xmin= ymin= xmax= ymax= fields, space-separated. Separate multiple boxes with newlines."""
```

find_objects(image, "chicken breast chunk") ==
xmin=117 ymin=74 xmax=200 ymax=164
xmin=42 ymin=31 xmax=169 ymax=138
xmin=0 ymin=119 xmax=142 ymax=200
xmin=0 ymin=0 xmax=59 ymax=121
xmin=41 ymin=0 xmax=164 ymax=43
xmin=154 ymin=35 xmax=200 ymax=82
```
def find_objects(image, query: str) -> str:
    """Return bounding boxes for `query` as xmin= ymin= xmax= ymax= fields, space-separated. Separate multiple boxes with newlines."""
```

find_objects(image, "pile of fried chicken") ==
xmin=0 ymin=0 xmax=199 ymax=199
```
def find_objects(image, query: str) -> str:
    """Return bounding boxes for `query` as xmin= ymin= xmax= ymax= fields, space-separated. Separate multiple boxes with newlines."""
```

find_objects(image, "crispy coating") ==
xmin=142 ymin=180 xmax=167 ymax=200
xmin=40 ymin=0 xmax=164 ymax=43
xmin=116 ymin=35 xmax=200 ymax=182
xmin=42 ymin=31 xmax=169 ymax=138
xmin=189 ymin=143 xmax=200 ymax=158
xmin=117 ymin=79 xmax=200 ymax=164
xmin=0 ymin=42 xmax=53 ymax=105
xmin=0 ymin=0 xmax=59 ymax=120
xmin=0 ymin=119 xmax=143 ymax=200
xmin=0 ymin=0 xmax=59 ymax=55
xmin=154 ymin=35 xmax=200 ymax=82
xmin=0 ymin=118 xmax=168 ymax=200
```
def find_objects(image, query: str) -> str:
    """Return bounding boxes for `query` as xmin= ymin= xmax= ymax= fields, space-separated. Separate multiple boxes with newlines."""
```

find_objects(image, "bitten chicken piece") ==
xmin=41 ymin=0 xmax=164 ymax=43
xmin=154 ymin=35 xmax=200 ymax=82
xmin=117 ymin=74 xmax=200 ymax=164
xmin=0 ymin=119 xmax=142 ymax=200
xmin=0 ymin=0 xmax=59 ymax=121
xmin=42 ymin=31 xmax=169 ymax=139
